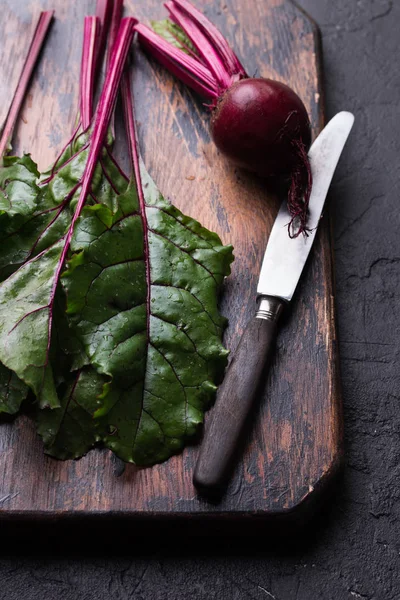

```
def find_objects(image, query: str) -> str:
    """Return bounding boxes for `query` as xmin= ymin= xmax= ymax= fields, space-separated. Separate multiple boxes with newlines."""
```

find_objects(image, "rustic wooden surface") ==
xmin=0 ymin=0 xmax=341 ymax=519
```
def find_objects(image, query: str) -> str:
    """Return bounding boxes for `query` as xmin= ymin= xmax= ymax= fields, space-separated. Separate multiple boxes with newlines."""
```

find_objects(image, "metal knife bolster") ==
xmin=256 ymin=295 xmax=285 ymax=322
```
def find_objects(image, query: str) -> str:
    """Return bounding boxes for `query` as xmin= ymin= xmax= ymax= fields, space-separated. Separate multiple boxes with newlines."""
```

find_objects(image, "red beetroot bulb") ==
xmin=211 ymin=78 xmax=311 ymax=178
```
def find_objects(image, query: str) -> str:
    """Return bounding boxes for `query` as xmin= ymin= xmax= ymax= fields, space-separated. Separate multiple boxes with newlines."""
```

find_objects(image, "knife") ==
xmin=193 ymin=111 xmax=355 ymax=494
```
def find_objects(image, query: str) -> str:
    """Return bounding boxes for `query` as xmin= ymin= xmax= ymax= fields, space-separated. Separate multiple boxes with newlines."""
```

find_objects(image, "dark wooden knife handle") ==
xmin=193 ymin=297 xmax=285 ymax=494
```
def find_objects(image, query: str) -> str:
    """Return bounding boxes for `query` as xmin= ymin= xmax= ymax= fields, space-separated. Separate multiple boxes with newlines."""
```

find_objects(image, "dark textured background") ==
xmin=1 ymin=0 xmax=399 ymax=598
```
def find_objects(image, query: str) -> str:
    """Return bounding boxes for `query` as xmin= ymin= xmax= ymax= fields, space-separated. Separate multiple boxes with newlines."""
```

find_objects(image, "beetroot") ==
xmin=211 ymin=78 xmax=311 ymax=177
xmin=135 ymin=0 xmax=313 ymax=236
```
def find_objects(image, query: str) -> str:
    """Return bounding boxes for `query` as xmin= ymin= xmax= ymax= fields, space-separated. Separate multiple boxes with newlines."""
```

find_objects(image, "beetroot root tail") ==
xmin=287 ymin=140 xmax=313 ymax=238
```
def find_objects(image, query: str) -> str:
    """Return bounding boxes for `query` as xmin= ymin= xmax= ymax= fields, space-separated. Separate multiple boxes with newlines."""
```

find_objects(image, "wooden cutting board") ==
xmin=0 ymin=0 xmax=342 ymax=522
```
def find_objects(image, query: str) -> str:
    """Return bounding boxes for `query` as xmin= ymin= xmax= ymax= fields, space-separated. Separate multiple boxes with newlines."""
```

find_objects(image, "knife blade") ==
xmin=193 ymin=111 xmax=355 ymax=495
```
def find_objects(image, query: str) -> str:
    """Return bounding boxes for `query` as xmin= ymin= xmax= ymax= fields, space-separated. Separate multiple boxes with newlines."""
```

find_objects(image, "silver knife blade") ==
xmin=257 ymin=111 xmax=354 ymax=302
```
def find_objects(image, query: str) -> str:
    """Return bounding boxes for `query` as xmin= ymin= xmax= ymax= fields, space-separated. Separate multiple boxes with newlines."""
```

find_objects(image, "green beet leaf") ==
xmin=0 ymin=137 xmax=91 ymax=410
xmin=0 ymin=362 xmax=28 ymax=415
xmin=0 ymin=145 xmax=129 ymax=409
xmin=0 ymin=139 xmax=85 ymax=281
xmin=37 ymin=368 xmax=107 ymax=459
xmin=0 ymin=154 xmax=40 ymax=218
xmin=0 ymin=154 xmax=41 ymax=407
xmin=36 ymin=288 xmax=108 ymax=458
xmin=62 ymin=167 xmax=233 ymax=465
xmin=0 ymin=241 xmax=64 ymax=408
xmin=0 ymin=134 xmax=125 ymax=282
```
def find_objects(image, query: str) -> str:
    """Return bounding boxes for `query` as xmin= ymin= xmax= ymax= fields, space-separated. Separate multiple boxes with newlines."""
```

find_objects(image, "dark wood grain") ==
xmin=0 ymin=0 xmax=342 ymax=520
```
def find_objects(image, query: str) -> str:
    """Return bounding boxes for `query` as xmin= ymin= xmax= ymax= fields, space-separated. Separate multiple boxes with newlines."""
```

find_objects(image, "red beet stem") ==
xmin=106 ymin=0 xmax=124 ymax=69
xmin=41 ymin=18 xmax=136 ymax=375
xmin=56 ymin=18 xmax=136 ymax=285
xmin=287 ymin=140 xmax=313 ymax=238
xmin=80 ymin=17 xmax=101 ymax=129
xmin=171 ymin=0 xmax=246 ymax=79
xmin=0 ymin=10 xmax=53 ymax=159
xmin=135 ymin=23 xmax=219 ymax=100
xmin=165 ymin=1 xmax=232 ymax=92
xmin=76 ymin=1 xmax=117 ymax=140
xmin=105 ymin=0 xmax=124 ymax=137
xmin=121 ymin=70 xmax=151 ymax=343
xmin=135 ymin=0 xmax=246 ymax=104
xmin=95 ymin=0 xmax=114 ymax=74
xmin=48 ymin=13 xmax=95 ymax=181
xmin=121 ymin=73 xmax=139 ymax=181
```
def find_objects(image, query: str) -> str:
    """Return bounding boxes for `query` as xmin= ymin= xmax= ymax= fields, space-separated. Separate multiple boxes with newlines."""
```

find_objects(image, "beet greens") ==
xmin=0 ymin=2 xmax=233 ymax=466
